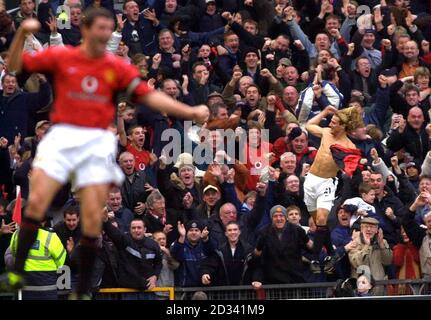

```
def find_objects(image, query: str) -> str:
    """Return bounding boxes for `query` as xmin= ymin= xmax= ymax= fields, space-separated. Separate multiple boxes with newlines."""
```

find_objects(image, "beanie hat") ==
xmin=270 ymin=205 xmax=287 ymax=219
xmin=288 ymin=127 xmax=303 ymax=141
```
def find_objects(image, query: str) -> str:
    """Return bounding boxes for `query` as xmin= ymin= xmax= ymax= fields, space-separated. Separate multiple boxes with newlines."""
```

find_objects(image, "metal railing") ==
xmin=175 ymin=279 xmax=431 ymax=300
xmin=1 ymin=279 xmax=430 ymax=300
xmin=96 ymin=287 xmax=175 ymax=300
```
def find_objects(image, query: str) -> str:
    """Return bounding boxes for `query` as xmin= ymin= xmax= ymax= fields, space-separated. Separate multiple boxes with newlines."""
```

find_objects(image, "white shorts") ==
xmin=303 ymin=172 xmax=338 ymax=212
xmin=33 ymin=124 xmax=124 ymax=189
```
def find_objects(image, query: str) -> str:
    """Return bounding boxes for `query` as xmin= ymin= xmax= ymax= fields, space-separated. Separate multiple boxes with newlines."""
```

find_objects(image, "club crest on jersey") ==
xmin=81 ymin=76 xmax=98 ymax=93
xmin=104 ymin=69 xmax=116 ymax=84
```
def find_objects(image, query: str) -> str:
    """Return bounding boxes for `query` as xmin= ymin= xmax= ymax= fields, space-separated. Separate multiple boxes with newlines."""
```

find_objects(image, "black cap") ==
xmin=186 ymin=220 xmax=202 ymax=232
xmin=406 ymin=161 xmax=421 ymax=173
xmin=341 ymin=204 xmax=357 ymax=215
xmin=380 ymin=67 xmax=398 ymax=77
xmin=242 ymin=46 xmax=260 ymax=60
xmin=288 ymin=127 xmax=303 ymax=141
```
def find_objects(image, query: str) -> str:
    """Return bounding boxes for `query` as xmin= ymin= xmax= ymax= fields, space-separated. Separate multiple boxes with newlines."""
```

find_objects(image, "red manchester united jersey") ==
xmin=23 ymin=46 xmax=152 ymax=128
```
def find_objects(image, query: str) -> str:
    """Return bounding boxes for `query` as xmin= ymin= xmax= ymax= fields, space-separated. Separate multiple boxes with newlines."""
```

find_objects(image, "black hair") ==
xmin=81 ymin=7 xmax=113 ymax=29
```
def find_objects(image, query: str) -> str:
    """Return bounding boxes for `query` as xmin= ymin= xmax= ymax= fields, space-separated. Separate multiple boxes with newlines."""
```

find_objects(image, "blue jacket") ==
xmin=170 ymin=238 xmax=215 ymax=287
xmin=175 ymin=27 xmax=225 ymax=50
xmin=0 ymin=81 xmax=51 ymax=143
xmin=122 ymin=17 xmax=160 ymax=56
xmin=199 ymin=13 xmax=225 ymax=33
xmin=331 ymin=225 xmax=353 ymax=279
xmin=363 ymin=86 xmax=390 ymax=131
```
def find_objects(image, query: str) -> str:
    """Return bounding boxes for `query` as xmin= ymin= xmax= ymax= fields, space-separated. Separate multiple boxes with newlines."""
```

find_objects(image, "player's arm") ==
xmin=305 ymin=106 xmax=338 ymax=138
xmin=117 ymin=103 xmax=128 ymax=147
xmin=137 ymin=90 xmax=209 ymax=124
xmin=8 ymin=19 xmax=41 ymax=73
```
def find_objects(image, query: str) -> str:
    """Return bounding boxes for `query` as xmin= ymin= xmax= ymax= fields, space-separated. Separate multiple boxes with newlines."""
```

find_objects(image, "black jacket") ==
xmin=103 ymin=221 xmax=162 ymax=289
xmin=0 ymin=82 xmax=52 ymax=143
xmin=142 ymin=208 xmax=181 ymax=247
xmin=372 ymin=187 xmax=404 ymax=247
xmin=157 ymin=166 xmax=203 ymax=212
xmin=53 ymin=221 xmax=81 ymax=251
xmin=254 ymin=223 xmax=310 ymax=284
xmin=386 ymin=124 xmax=430 ymax=164
xmin=120 ymin=169 xmax=153 ymax=212
xmin=200 ymin=240 xmax=256 ymax=286
xmin=401 ymin=206 xmax=427 ymax=250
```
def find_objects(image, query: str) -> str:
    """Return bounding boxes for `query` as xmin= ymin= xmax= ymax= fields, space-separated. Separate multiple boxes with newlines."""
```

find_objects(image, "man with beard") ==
xmin=398 ymin=40 xmax=431 ymax=78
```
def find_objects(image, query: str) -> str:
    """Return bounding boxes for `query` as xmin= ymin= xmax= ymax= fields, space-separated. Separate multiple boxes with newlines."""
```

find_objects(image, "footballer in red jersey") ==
xmin=0 ymin=8 xmax=209 ymax=298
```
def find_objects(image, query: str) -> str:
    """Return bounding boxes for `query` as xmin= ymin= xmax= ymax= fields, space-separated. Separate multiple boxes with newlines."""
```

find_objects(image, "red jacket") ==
xmin=242 ymin=141 xmax=273 ymax=191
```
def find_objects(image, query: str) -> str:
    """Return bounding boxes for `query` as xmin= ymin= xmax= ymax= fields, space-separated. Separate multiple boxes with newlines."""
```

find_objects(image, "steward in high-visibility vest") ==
xmin=9 ymin=227 xmax=66 ymax=300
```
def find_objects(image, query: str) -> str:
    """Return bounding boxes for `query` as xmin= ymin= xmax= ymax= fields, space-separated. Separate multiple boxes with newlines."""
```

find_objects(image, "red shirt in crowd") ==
xmin=126 ymin=142 xmax=151 ymax=171
xmin=22 ymin=46 xmax=152 ymax=129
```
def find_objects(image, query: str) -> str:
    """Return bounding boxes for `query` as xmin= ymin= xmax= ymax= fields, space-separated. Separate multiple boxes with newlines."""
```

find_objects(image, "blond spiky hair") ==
xmin=335 ymin=106 xmax=364 ymax=133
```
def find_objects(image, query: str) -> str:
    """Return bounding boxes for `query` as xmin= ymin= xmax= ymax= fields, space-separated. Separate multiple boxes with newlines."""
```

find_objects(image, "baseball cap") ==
xmin=380 ymin=67 xmax=398 ymax=77
xmin=35 ymin=120 xmax=50 ymax=131
xmin=203 ymin=185 xmax=219 ymax=193
xmin=207 ymin=91 xmax=223 ymax=99
xmin=278 ymin=58 xmax=292 ymax=67
xmin=205 ymin=0 xmax=216 ymax=3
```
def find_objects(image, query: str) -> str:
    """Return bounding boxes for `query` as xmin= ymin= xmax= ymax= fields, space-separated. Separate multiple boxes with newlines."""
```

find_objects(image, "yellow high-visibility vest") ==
xmin=10 ymin=228 xmax=66 ymax=272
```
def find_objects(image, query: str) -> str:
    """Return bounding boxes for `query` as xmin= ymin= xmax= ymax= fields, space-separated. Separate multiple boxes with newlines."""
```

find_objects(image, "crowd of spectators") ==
xmin=1 ymin=0 xmax=431 ymax=298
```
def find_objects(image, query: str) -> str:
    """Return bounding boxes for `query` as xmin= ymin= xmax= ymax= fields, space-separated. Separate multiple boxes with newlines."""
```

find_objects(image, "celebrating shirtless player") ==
xmin=304 ymin=105 xmax=364 ymax=273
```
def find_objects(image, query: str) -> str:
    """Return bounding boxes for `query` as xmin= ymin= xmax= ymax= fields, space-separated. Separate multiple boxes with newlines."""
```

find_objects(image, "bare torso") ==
xmin=309 ymin=128 xmax=356 ymax=178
